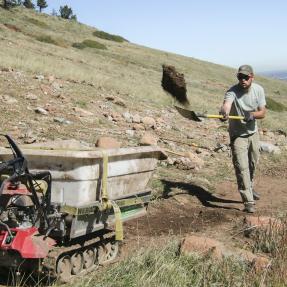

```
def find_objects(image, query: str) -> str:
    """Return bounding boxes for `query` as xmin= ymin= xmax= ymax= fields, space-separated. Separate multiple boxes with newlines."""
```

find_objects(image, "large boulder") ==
xmin=96 ymin=137 xmax=121 ymax=149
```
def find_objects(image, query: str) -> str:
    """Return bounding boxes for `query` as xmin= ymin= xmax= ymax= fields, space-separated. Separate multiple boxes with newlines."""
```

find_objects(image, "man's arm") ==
xmin=250 ymin=106 xmax=266 ymax=119
xmin=220 ymin=100 xmax=233 ymax=117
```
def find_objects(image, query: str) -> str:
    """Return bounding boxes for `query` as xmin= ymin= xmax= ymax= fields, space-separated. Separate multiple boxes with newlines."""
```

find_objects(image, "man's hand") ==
xmin=244 ymin=112 xmax=255 ymax=122
xmin=219 ymin=109 xmax=228 ymax=122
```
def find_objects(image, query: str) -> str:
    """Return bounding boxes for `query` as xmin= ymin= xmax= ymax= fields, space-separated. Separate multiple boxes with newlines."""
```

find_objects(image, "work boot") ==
xmin=253 ymin=190 xmax=260 ymax=200
xmin=243 ymin=203 xmax=255 ymax=213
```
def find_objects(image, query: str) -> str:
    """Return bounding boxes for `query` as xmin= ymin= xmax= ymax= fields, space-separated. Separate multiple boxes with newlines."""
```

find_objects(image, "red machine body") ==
xmin=0 ymin=227 xmax=55 ymax=259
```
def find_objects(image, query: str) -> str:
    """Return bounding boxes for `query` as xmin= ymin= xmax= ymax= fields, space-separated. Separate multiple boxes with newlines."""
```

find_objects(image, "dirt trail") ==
xmin=122 ymin=173 xmax=287 ymax=256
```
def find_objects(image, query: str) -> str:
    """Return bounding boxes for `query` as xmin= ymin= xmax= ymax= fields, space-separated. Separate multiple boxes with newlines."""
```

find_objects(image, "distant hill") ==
xmin=260 ymin=70 xmax=287 ymax=81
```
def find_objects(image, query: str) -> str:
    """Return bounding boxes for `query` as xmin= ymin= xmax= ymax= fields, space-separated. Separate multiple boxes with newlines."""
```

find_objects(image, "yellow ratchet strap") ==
xmin=101 ymin=152 xmax=123 ymax=241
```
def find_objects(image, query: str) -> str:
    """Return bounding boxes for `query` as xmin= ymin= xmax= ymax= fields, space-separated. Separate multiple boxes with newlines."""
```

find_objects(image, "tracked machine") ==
xmin=0 ymin=135 xmax=165 ymax=282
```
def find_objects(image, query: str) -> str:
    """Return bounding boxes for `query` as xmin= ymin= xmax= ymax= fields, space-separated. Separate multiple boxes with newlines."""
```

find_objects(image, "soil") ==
xmin=161 ymin=65 xmax=189 ymax=106
xmin=121 ymin=172 xmax=287 ymax=257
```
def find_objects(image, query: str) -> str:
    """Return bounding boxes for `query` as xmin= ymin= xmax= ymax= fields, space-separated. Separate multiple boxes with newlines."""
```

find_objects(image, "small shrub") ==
xmin=72 ymin=42 xmax=86 ymax=50
xmin=26 ymin=17 xmax=48 ymax=28
xmin=75 ymin=100 xmax=87 ymax=108
xmin=266 ymin=97 xmax=287 ymax=112
xmin=36 ymin=35 xmax=57 ymax=45
xmin=93 ymin=30 xmax=128 ymax=43
xmin=82 ymin=39 xmax=107 ymax=50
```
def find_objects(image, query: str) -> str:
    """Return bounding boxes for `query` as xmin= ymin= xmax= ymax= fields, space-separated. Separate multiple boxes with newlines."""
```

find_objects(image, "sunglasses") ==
xmin=237 ymin=74 xmax=251 ymax=81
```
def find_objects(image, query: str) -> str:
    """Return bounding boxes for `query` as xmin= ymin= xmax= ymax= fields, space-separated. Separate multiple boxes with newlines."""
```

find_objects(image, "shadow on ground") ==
xmin=161 ymin=179 xmax=241 ymax=210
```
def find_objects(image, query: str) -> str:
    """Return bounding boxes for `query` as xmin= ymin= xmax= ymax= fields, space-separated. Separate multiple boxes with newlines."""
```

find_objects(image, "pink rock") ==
xmin=96 ymin=137 xmax=121 ymax=149
xmin=139 ymin=132 xmax=158 ymax=146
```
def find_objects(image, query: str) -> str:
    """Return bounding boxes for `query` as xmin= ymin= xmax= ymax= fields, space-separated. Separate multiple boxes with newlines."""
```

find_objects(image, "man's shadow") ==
xmin=161 ymin=179 xmax=241 ymax=210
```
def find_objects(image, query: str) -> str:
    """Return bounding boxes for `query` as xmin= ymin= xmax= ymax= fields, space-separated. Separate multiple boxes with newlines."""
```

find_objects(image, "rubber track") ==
xmin=41 ymin=231 xmax=115 ymax=281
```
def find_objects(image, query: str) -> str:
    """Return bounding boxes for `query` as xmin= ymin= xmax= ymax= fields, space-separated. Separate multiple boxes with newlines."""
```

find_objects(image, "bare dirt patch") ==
xmin=121 ymin=173 xmax=287 ymax=257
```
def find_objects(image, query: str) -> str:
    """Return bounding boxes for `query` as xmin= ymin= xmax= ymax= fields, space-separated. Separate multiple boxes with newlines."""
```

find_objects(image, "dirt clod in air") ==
xmin=161 ymin=64 xmax=189 ymax=106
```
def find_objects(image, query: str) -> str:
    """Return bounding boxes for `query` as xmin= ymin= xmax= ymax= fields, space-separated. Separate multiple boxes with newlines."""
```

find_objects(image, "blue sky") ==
xmin=45 ymin=0 xmax=286 ymax=72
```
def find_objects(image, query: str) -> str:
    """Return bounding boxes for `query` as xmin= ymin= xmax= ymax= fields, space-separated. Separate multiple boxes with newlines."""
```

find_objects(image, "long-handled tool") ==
xmin=174 ymin=105 xmax=244 ymax=122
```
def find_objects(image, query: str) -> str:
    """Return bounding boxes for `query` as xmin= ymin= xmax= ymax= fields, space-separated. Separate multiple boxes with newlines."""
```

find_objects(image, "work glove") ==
xmin=244 ymin=112 xmax=255 ymax=122
xmin=219 ymin=109 xmax=228 ymax=122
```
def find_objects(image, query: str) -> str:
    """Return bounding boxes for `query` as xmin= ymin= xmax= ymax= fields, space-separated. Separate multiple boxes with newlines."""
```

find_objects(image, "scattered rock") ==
xmin=139 ymin=132 xmax=158 ymax=146
xmin=25 ymin=93 xmax=38 ymax=100
xmin=180 ymin=235 xmax=270 ymax=271
xmin=142 ymin=116 xmax=156 ymax=129
xmin=214 ymin=143 xmax=229 ymax=152
xmin=132 ymin=114 xmax=141 ymax=124
xmin=174 ymin=157 xmax=196 ymax=170
xmin=105 ymin=95 xmax=115 ymax=101
xmin=166 ymin=157 xmax=176 ymax=165
xmin=185 ymin=151 xmax=205 ymax=169
xmin=133 ymin=124 xmax=145 ymax=130
xmin=111 ymin=112 xmax=122 ymax=122
xmin=125 ymin=130 xmax=135 ymax=137
xmin=48 ymin=75 xmax=55 ymax=83
xmin=51 ymin=81 xmax=63 ymax=90
xmin=277 ymin=129 xmax=287 ymax=137
xmin=23 ymin=137 xmax=37 ymax=144
xmin=35 ymin=107 xmax=48 ymax=115
xmin=72 ymin=107 xmax=94 ymax=117
xmin=260 ymin=141 xmax=281 ymax=154
xmin=35 ymin=75 xmax=44 ymax=80
xmin=96 ymin=137 xmax=121 ymax=149
xmin=122 ymin=112 xmax=133 ymax=123
xmin=1 ymin=67 xmax=13 ymax=72
xmin=114 ymin=98 xmax=126 ymax=107
xmin=53 ymin=117 xmax=72 ymax=125
xmin=0 ymin=95 xmax=18 ymax=104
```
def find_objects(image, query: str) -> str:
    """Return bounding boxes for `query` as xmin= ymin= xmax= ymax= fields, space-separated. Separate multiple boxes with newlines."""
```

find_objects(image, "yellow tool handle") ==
xmin=206 ymin=115 xmax=244 ymax=120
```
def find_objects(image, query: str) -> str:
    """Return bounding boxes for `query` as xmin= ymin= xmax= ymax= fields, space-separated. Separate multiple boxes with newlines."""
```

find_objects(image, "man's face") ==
xmin=237 ymin=73 xmax=253 ymax=89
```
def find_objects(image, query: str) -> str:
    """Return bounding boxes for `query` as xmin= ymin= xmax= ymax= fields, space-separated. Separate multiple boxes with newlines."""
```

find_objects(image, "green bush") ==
xmin=93 ymin=30 xmax=128 ymax=43
xmin=266 ymin=97 xmax=287 ymax=112
xmin=72 ymin=42 xmax=86 ymax=49
xmin=82 ymin=39 xmax=107 ymax=50
xmin=35 ymin=35 xmax=57 ymax=45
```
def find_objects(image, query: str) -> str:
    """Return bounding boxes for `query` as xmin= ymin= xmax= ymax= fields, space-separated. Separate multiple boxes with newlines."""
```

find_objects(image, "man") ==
xmin=220 ymin=65 xmax=266 ymax=213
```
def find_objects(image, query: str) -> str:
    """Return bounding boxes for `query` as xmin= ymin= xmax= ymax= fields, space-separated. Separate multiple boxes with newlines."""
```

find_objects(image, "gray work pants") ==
xmin=231 ymin=132 xmax=260 ymax=204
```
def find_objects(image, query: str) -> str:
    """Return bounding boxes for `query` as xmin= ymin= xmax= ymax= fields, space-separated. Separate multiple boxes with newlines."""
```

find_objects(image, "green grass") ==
xmin=72 ymin=39 xmax=107 ymax=50
xmin=25 ymin=17 xmax=48 ymax=28
xmin=71 ymin=241 xmax=255 ymax=287
xmin=72 ymin=42 xmax=86 ymax=49
xmin=35 ymin=34 xmax=67 ymax=47
xmin=82 ymin=39 xmax=107 ymax=50
xmin=93 ymin=30 xmax=128 ymax=42
xmin=75 ymin=100 xmax=87 ymax=108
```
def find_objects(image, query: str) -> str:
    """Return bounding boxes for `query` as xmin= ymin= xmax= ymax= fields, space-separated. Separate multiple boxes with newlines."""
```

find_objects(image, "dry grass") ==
xmin=1 ymin=6 xmax=286 ymax=130
xmin=67 ymin=226 xmax=287 ymax=287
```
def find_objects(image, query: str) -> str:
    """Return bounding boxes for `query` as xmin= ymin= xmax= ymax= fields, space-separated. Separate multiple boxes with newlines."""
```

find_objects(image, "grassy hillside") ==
xmin=1 ymin=6 xmax=287 ymax=135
